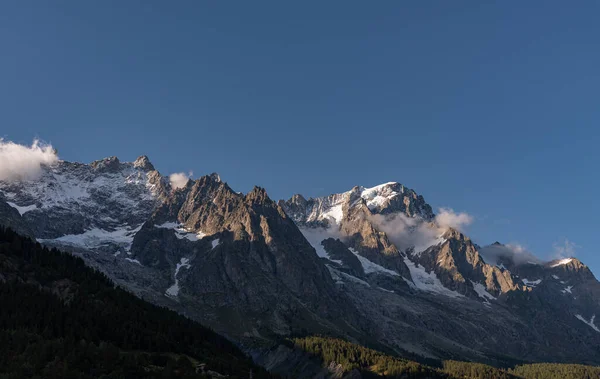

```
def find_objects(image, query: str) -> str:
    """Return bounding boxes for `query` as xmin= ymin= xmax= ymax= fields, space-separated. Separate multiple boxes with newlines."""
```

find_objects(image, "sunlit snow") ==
xmin=551 ymin=258 xmax=573 ymax=267
xmin=321 ymin=204 xmax=343 ymax=224
xmin=404 ymin=258 xmax=463 ymax=298
xmin=360 ymin=182 xmax=400 ymax=211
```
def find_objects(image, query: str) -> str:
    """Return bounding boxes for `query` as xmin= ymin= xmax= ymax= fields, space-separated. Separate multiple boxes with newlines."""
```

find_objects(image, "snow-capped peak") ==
xmin=359 ymin=182 xmax=402 ymax=211
xmin=551 ymin=258 xmax=574 ymax=267
xmin=0 ymin=157 xmax=164 ymax=241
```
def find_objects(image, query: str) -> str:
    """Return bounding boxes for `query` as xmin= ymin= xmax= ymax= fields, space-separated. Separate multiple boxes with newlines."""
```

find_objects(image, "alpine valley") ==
xmin=1 ymin=155 xmax=599 ymax=377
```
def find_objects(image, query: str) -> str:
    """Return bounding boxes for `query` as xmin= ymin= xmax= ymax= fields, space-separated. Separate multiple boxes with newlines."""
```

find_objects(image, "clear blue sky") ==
xmin=1 ymin=2 xmax=599 ymax=274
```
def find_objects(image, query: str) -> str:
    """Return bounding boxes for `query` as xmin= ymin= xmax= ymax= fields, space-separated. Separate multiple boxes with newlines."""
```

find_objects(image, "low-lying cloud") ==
xmin=370 ymin=213 xmax=436 ymax=253
xmin=370 ymin=207 xmax=473 ymax=254
xmin=478 ymin=243 xmax=542 ymax=266
xmin=169 ymin=172 xmax=192 ymax=189
xmin=0 ymin=139 xmax=59 ymax=182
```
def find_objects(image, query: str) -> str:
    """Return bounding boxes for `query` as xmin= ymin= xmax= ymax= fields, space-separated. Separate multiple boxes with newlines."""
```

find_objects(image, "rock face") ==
xmin=0 ymin=196 xmax=35 ymax=239
xmin=1 ymin=156 xmax=600 ymax=372
xmin=131 ymin=176 xmax=355 ymax=338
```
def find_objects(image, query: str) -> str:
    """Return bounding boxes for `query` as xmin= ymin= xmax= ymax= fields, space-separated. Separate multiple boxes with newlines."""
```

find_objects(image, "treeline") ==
xmin=0 ymin=226 xmax=273 ymax=378
xmin=292 ymin=336 xmax=445 ymax=378
xmin=293 ymin=336 xmax=600 ymax=379
xmin=443 ymin=361 xmax=517 ymax=379
xmin=510 ymin=363 xmax=600 ymax=379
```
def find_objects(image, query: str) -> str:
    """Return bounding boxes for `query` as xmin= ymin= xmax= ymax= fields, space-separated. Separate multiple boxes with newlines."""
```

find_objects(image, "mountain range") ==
xmin=1 ymin=155 xmax=599 ymax=376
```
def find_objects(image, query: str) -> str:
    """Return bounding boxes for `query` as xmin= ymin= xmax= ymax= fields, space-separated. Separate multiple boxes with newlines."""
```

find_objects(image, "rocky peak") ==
xmin=281 ymin=182 xmax=435 ymax=225
xmin=547 ymin=258 xmax=596 ymax=282
xmin=133 ymin=155 xmax=155 ymax=171
xmin=290 ymin=193 xmax=307 ymax=206
xmin=90 ymin=156 xmax=121 ymax=172
xmin=356 ymin=182 xmax=434 ymax=220
xmin=245 ymin=186 xmax=271 ymax=205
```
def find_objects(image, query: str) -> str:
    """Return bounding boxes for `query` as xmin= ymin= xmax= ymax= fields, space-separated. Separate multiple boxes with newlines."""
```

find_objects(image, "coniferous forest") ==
xmin=292 ymin=336 xmax=600 ymax=379
xmin=0 ymin=226 xmax=273 ymax=379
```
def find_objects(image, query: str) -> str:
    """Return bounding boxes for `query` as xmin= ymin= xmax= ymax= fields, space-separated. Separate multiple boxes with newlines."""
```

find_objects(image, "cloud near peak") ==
xmin=553 ymin=239 xmax=579 ymax=259
xmin=169 ymin=172 xmax=192 ymax=189
xmin=0 ymin=139 xmax=59 ymax=182
xmin=435 ymin=208 xmax=473 ymax=231
xmin=369 ymin=207 xmax=473 ymax=254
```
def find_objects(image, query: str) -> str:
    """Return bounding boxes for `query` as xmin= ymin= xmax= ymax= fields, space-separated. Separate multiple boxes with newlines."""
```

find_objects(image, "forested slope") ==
xmin=0 ymin=227 xmax=272 ymax=379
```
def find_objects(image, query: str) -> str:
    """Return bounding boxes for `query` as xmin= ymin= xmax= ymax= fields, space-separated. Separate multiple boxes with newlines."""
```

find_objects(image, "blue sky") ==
xmin=1 ymin=2 xmax=599 ymax=274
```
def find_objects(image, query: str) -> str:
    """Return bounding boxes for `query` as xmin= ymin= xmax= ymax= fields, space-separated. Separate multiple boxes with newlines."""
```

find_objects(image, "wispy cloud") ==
xmin=479 ymin=243 xmax=542 ymax=265
xmin=0 ymin=139 xmax=58 ymax=182
xmin=553 ymin=239 xmax=579 ymax=258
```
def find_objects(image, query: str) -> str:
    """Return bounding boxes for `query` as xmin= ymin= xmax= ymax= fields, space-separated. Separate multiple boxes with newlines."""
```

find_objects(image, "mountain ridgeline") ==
xmin=0 ymin=155 xmax=599 ymax=377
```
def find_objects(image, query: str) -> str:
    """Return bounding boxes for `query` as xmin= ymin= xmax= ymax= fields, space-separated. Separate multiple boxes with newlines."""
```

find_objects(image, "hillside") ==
xmin=290 ymin=336 xmax=600 ymax=379
xmin=0 ymin=226 xmax=272 ymax=379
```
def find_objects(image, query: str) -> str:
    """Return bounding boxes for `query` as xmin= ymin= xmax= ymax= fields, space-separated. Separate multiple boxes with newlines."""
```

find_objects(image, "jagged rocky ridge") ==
xmin=0 ymin=156 xmax=599 ymax=373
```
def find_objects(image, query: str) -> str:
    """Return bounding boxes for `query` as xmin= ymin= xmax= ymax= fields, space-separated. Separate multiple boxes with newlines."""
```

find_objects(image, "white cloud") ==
xmin=370 ymin=213 xmax=439 ymax=253
xmin=435 ymin=208 xmax=473 ymax=231
xmin=368 ymin=208 xmax=473 ymax=254
xmin=553 ymin=239 xmax=579 ymax=258
xmin=169 ymin=172 xmax=192 ymax=189
xmin=0 ymin=139 xmax=58 ymax=182
xmin=479 ymin=243 xmax=542 ymax=265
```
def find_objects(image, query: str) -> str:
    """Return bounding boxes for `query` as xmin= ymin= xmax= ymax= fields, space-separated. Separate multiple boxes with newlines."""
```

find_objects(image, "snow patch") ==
xmin=155 ymin=222 xmax=207 ymax=241
xmin=6 ymin=201 xmax=37 ymax=215
xmin=521 ymin=278 xmax=542 ymax=287
xmin=40 ymin=224 xmax=142 ymax=252
xmin=471 ymin=280 xmax=496 ymax=302
xmin=321 ymin=204 xmax=343 ymax=224
xmin=125 ymin=258 xmax=141 ymax=265
xmin=349 ymin=248 xmax=399 ymax=276
xmin=339 ymin=271 xmax=370 ymax=286
xmin=404 ymin=258 xmax=464 ymax=298
xmin=165 ymin=258 xmax=191 ymax=297
xmin=575 ymin=314 xmax=600 ymax=333
xmin=326 ymin=265 xmax=370 ymax=287
xmin=211 ymin=238 xmax=220 ymax=249
xmin=552 ymin=275 xmax=560 ymax=280
xmin=297 ymin=226 xmax=341 ymax=264
xmin=562 ymin=286 xmax=573 ymax=294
